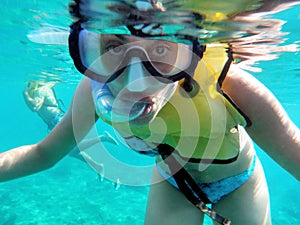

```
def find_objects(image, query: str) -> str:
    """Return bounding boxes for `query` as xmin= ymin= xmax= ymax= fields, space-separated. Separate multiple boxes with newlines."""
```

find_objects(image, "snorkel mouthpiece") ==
xmin=95 ymin=84 xmax=148 ymax=123
xmin=91 ymin=78 xmax=178 ymax=125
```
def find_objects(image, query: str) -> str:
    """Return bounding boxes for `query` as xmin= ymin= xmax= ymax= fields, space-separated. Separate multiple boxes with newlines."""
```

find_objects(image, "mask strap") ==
xmin=180 ymin=42 xmax=205 ymax=97
xmin=180 ymin=76 xmax=200 ymax=98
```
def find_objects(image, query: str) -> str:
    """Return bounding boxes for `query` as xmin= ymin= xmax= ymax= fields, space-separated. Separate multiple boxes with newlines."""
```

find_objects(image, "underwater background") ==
xmin=0 ymin=1 xmax=299 ymax=224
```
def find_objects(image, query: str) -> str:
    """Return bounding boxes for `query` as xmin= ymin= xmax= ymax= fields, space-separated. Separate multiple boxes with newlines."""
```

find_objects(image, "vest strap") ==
xmin=157 ymin=144 xmax=231 ymax=225
xmin=217 ymin=47 xmax=233 ymax=90
xmin=173 ymin=148 xmax=239 ymax=164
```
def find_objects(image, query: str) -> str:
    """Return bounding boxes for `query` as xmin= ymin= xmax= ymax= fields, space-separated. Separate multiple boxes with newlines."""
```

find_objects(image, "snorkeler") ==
xmin=23 ymin=81 xmax=65 ymax=131
xmin=1 ymin=1 xmax=300 ymax=225
xmin=23 ymin=80 xmax=118 ymax=179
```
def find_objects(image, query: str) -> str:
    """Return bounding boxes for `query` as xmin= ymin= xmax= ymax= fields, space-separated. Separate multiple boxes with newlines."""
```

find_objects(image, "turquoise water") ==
xmin=0 ymin=1 xmax=299 ymax=224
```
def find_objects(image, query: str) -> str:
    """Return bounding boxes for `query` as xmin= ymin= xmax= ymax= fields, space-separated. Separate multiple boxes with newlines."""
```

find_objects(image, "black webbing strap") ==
xmin=217 ymin=48 xmax=234 ymax=90
xmin=157 ymin=144 xmax=231 ymax=225
xmin=215 ymin=47 xmax=253 ymax=127
xmin=158 ymin=144 xmax=211 ymax=204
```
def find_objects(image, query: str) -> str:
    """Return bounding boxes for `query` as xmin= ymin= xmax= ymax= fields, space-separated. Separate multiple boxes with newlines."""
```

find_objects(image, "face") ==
xmin=102 ymin=35 xmax=179 ymax=125
xmin=74 ymin=28 xmax=199 ymax=125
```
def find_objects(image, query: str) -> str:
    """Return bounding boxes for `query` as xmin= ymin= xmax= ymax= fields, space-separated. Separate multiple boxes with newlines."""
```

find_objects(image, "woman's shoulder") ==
xmin=73 ymin=78 xmax=92 ymax=98
xmin=78 ymin=77 xmax=92 ymax=89
xmin=71 ymin=78 xmax=95 ymax=114
xmin=222 ymin=65 xmax=278 ymax=123
xmin=222 ymin=65 xmax=269 ymax=100
xmin=224 ymin=65 xmax=261 ymax=88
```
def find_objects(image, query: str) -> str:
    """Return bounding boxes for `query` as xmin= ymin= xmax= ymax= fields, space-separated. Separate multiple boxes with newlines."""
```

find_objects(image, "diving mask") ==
xmin=69 ymin=22 xmax=204 ymax=83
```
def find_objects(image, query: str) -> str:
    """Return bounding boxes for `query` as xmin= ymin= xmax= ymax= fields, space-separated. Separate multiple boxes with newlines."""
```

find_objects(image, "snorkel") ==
xmin=90 ymin=78 xmax=178 ymax=124
xmin=27 ymin=81 xmax=39 ymax=97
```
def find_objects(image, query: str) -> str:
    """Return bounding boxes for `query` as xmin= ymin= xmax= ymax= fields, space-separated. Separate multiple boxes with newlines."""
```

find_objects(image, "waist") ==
xmin=156 ymin=131 xmax=255 ymax=183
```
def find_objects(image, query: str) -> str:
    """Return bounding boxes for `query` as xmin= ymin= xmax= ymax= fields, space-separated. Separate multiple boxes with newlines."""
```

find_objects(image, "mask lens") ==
xmin=78 ymin=31 xmax=194 ymax=81
xmin=79 ymin=30 xmax=120 ymax=79
xmin=149 ymin=42 xmax=193 ymax=76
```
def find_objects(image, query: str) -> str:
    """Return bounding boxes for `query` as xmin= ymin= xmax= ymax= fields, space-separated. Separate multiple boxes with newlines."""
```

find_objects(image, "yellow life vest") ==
xmin=104 ymin=44 xmax=247 ymax=161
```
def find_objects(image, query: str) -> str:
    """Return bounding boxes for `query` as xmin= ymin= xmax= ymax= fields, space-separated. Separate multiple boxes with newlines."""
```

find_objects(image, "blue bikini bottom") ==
xmin=48 ymin=112 xmax=64 ymax=130
xmin=157 ymin=155 xmax=257 ymax=204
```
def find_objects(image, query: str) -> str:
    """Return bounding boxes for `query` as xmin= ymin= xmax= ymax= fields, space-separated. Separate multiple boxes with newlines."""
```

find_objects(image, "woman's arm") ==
xmin=223 ymin=65 xmax=300 ymax=181
xmin=0 ymin=78 xmax=96 ymax=182
xmin=78 ymin=131 xmax=118 ymax=150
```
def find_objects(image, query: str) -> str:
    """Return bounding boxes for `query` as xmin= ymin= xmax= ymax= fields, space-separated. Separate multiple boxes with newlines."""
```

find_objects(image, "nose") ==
xmin=126 ymin=57 xmax=148 ymax=92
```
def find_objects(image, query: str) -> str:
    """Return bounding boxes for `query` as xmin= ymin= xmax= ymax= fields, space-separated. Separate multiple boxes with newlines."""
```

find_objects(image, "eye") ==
xmin=106 ymin=44 xmax=125 ymax=56
xmin=102 ymin=38 xmax=126 ymax=56
xmin=152 ymin=45 xmax=169 ymax=57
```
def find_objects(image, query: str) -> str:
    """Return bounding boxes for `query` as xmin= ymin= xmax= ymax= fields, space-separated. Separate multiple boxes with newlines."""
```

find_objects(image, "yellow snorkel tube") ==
xmin=27 ymin=81 xmax=39 ymax=98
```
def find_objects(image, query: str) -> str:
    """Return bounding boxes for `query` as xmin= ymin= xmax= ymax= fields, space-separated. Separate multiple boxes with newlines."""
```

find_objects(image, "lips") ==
xmin=129 ymin=97 xmax=154 ymax=119
xmin=107 ymin=95 xmax=154 ymax=122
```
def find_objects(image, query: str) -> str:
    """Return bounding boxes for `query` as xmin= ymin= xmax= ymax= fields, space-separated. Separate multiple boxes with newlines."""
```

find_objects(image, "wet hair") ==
xmin=68 ymin=0 xmax=83 ymax=21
